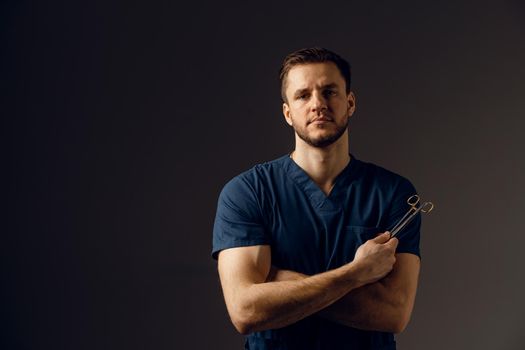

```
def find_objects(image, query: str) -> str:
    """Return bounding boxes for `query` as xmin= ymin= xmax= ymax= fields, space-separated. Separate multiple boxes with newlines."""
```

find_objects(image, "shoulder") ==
xmin=219 ymin=155 xmax=290 ymax=200
xmin=355 ymin=157 xmax=417 ymax=195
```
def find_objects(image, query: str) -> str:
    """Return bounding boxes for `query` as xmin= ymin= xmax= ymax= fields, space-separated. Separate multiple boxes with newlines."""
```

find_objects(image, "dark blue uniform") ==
xmin=212 ymin=154 xmax=421 ymax=349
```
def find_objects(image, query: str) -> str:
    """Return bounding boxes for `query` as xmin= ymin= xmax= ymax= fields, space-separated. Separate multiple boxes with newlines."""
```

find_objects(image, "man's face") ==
xmin=282 ymin=62 xmax=356 ymax=148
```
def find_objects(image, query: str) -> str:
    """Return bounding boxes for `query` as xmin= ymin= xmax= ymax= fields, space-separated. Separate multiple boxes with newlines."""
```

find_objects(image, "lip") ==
xmin=310 ymin=117 xmax=333 ymax=124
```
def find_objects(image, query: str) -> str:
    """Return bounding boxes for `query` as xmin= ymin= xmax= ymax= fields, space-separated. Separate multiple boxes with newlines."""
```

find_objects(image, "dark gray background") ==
xmin=3 ymin=0 xmax=525 ymax=349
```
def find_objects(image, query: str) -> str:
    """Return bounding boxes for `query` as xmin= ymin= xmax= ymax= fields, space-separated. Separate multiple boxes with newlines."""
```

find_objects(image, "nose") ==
xmin=311 ymin=91 xmax=327 ymax=113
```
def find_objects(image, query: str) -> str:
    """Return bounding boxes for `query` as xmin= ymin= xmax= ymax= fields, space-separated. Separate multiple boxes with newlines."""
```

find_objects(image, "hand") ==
xmin=351 ymin=232 xmax=398 ymax=286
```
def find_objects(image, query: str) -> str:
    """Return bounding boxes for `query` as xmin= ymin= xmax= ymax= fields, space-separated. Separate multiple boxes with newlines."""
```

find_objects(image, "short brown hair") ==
xmin=279 ymin=47 xmax=352 ymax=102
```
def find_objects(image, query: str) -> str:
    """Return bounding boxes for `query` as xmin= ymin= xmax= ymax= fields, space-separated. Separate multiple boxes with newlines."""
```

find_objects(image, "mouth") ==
xmin=309 ymin=116 xmax=333 ymax=125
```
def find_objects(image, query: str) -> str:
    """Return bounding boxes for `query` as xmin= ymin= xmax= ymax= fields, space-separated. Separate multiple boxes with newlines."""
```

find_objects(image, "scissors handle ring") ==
xmin=407 ymin=194 xmax=420 ymax=206
xmin=420 ymin=202 xmax=434 ymax=213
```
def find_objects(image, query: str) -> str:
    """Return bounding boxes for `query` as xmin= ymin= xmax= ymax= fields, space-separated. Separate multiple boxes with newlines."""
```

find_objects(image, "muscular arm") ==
xmin=217 ymin=233 xmax=397 ymax=334
xmin=269 ymin=253 xmax=420 ymax=333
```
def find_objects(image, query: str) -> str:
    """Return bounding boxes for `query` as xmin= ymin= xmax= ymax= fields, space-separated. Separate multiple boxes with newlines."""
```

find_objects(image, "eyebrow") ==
xmin=321 ymin=83 xmax=339 ymax=90
xmin=293 ymin=83 xmax=340 ymax=97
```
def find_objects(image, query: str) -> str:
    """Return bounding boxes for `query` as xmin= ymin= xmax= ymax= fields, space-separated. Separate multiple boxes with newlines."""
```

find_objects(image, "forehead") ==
xmin=285 ymin=62 xmax=345 ymax=91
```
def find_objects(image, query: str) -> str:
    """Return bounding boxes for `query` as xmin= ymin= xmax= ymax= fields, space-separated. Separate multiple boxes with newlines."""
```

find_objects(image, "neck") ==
xmin=290 ymin=132 xmax=351 ymax=195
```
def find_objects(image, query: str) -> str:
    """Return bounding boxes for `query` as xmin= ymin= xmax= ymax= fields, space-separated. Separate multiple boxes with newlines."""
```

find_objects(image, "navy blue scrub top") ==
xmin=212 ymin=154 xmax=421 ymax=350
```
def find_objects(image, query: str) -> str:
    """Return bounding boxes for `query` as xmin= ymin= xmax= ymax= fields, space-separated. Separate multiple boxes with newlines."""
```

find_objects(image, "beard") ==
xmin=293 ymin=117 xmax=349 ymax=148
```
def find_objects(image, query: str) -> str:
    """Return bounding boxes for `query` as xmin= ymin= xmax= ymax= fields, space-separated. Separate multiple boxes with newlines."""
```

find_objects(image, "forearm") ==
xmin=229 ymin=263 xmax=364 ymax=334
xmin=319 ymin=277 xmax=405 ymax=332
xmin=270 ymin=267 xmax=409 ymax=333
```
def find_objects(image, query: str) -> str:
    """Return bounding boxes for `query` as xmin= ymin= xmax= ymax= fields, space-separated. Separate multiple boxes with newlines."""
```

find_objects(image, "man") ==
xmin=212 ymin=47 xmax=421 ymax=349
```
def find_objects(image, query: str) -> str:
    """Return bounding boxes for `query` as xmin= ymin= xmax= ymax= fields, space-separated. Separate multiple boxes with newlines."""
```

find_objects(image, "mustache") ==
xmin=308 ymin=114 xmax=334 ymax=124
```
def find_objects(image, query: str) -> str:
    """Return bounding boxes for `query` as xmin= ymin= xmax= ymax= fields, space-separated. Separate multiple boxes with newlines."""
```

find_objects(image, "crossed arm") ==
xmin=268 ymin=253 xmax=420 ymax=332
xmin=217 ymin=233 xmax=420 ymax=335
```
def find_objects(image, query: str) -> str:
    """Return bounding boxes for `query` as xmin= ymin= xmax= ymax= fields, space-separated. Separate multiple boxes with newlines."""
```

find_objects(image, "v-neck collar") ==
xmin=284 ymin=153 xmax=359 ymax=210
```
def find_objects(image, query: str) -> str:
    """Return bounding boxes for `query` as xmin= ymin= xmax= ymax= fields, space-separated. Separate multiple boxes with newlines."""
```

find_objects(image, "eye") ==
xmin=296 ymin=93 xmax=309 ymax=100
xmin=324 ymin=89 xmax=337 ymax=97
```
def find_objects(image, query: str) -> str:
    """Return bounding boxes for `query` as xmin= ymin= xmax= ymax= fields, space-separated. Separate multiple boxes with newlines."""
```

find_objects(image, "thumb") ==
xmin=373 ymin=231 xmax=392 ymax=243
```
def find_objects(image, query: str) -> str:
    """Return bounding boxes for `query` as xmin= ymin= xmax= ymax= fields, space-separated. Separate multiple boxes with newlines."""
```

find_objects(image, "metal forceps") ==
xmin=389 ymin=195 xmax=434 ymax=238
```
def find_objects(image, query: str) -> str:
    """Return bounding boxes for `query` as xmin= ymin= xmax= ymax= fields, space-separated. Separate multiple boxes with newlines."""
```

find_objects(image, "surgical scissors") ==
xmin=389 ymin=195 xmax=434 ymax=238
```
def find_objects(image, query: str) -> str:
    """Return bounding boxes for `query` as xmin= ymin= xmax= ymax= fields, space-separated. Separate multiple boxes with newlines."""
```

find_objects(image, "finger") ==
xmin=386 ymin=237 xmax=399 ymax=249
xmin=373 ymin=232 xmax=391 ymax=243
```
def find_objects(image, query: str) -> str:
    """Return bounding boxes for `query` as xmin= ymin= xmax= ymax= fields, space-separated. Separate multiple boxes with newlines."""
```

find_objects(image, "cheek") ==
xmin=329 ymin=103 xmax=343 ymax=115
xmin=338 ymin=101 xmax=351 ymax=114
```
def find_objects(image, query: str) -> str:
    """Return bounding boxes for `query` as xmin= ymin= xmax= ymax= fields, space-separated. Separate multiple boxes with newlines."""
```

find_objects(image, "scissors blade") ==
xmin=389 ymin=204 xmax=428 ymax=238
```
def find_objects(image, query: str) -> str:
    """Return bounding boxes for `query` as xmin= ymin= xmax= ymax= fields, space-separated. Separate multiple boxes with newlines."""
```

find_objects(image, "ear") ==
xmin=283 ymin=102 xmax=293 ymax=126
xmin=346 ymin=91 xmax=356 ymax=117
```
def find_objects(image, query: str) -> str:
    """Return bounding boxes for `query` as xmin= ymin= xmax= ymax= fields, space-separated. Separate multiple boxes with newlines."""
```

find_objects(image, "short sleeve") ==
xmin=211 ymin=175 xmax=271 ymax=260
xmin=386 ymin=178 xmax=421 ymax=258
